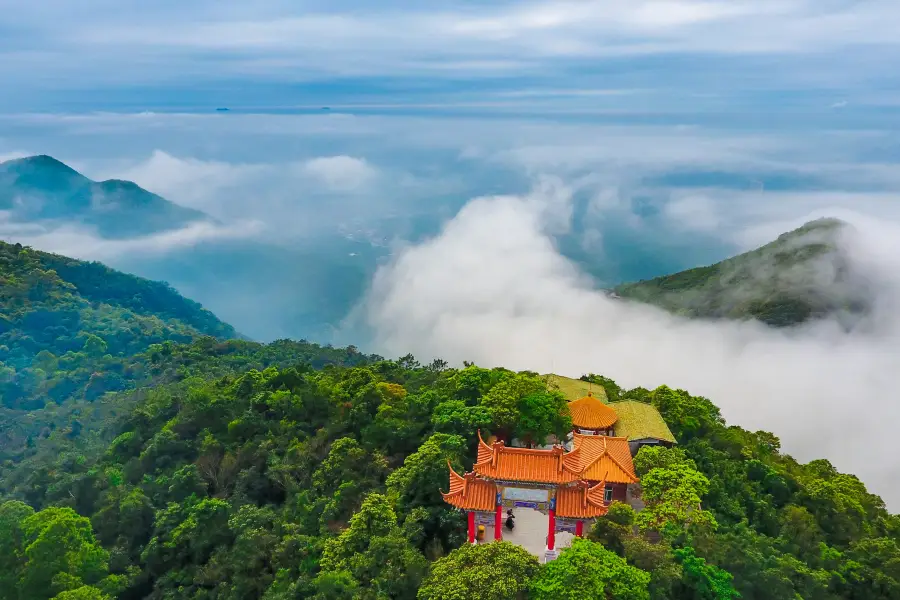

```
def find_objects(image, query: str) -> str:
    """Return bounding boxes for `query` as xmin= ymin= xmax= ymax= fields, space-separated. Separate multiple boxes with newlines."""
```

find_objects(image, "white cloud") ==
xmin=303 ymin=155 xmax=378 ymax=191
xmin=108 ymin=150 xmax=270 ymax=213
xmin=3 ymin=0 xmax=899 ymax=91
xmin=361 ymin=177 xmax=900 ymax=507
xmin=663 ymin=195 xmax=721 ymax=232
xmin=0 ymin=218 xmax=264 ymax=260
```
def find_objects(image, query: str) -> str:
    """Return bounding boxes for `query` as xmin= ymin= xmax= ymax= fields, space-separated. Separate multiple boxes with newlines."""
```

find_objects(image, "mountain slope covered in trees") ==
xmin=613 ymin=218 xmax=873 ymax=327
xmin=0 ymin=240 xmax=237 ymax=410
xmin=1 ymin=231 xmax=898 ymax=600
xmin=1 ymin=353 xmax=896 ymax=600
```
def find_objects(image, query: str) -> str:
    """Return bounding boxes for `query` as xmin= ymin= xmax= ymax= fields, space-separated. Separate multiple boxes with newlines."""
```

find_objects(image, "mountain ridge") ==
xmin=0 ymin=155 xmax=211 ymax=238
xmin=612 ymin=217 xmax=872 ymax=327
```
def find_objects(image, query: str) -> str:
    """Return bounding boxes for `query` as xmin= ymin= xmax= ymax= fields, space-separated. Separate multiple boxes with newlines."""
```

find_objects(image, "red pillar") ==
xmin=575 ymin=520 xmax=584 ymax=537
xmin=547 ymin=508 xmax=556 ymax=550
xmin=494 ymin=503 xmax=503 ymax=540
xmin=467 ymin=511 xmax=475 ymax=544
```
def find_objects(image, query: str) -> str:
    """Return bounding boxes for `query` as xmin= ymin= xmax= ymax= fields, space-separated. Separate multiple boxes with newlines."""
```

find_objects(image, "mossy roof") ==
xmin=610 ymin=400 xmax=677 ymax=444
xmin=544 ymin=374 xmax=609 ymax=403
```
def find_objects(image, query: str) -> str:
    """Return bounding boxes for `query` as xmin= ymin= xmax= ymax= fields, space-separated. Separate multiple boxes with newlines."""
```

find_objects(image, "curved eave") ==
xmin=442 ymin=461 xmax=497 ymax=512
xmin=556 ymin=481 xmax=609 ymax=519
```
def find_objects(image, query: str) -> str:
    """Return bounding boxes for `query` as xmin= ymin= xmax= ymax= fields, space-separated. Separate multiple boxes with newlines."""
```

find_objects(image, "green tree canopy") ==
xmin=530 ymin=538 xmax=651 ymax=600
xmin=417 ymin=541 xmax=540 ymax=600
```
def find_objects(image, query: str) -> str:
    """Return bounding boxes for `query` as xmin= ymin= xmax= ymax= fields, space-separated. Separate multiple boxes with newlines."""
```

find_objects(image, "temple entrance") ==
xmin=501 ymin=506 xmax=547 ymax=557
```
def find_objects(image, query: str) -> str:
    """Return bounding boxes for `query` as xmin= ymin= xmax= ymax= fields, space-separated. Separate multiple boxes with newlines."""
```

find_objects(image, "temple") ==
xmin=442 ymin=389 xmax=675 ymax=562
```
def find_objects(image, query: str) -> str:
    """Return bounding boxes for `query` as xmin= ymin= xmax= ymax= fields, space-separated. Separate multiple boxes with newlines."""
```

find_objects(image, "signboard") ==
xmin=474 ymin=513 xmax=495 ymax=526
xmin=555 ymin=518 xmax=579 ymax=533
xmin=503 ymin=487 xmax=550 ymax=503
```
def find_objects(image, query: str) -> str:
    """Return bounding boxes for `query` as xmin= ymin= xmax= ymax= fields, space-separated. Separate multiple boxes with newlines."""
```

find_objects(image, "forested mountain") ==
xmin=1 ymin=353 xmax=897 ymax=600
xmin=1 ymin=236 xmax=898 ymax=600
xmin=0 ymin=156 xmax=209 ymax=238
xmin=0 ymin=240 xmax=237 ymax=409
xmin=614 ymin=218 xmax=872 ymax=327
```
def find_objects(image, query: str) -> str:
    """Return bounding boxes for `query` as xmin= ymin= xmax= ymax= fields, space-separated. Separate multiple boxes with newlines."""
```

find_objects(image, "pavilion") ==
xmin=442 ymin=389 xmax=674 ymax=560
xmin=442 ymin=429 xmax=638 ymax=561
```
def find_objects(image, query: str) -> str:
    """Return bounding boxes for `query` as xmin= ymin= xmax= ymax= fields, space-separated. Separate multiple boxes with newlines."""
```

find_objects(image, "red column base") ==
xmin=495 ymin=504 xmax=503 ymax=540
xmin=467 ymin=511 xmax=475 ymax=544
xmin=575 ymin=520 xmax=584 ymax=537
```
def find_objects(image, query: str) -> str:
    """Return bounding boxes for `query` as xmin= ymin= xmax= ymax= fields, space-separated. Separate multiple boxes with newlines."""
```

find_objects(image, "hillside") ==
xmin=0 ymin=356 xmax=895 ymax=600
xmin=0 ymin=155 xmax=209 ymax=238
xmin=0 ymin=240 xmax=237 ymax=409
xmin=0 ymin=228 xmax=897 ymax=600
xmin=613 ymin=218 xmax=873 ymax=327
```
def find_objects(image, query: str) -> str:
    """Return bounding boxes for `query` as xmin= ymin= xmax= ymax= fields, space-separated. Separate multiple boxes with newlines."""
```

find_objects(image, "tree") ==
xmin=479 ymin=373 xmax=546 ymax=439
xmin=515 ymin=390 xmax=571 ymax=447
xmin=651 ymin=386 xmax=722 ymax=441
xmin=387 ymin=433 xmax=469 ymax=553
xmin=418 ymin=542 xmax=540 ymax=600
xmin=589 ymin=502 xmax=636 ymax=556
xmin=18 ymin=507 xmax=112 ymax=599
xmin=634 ymin=446 xmax=716 ymax=537
xmin=530 ymin=538 xmax=650 ymax=600
xmin=637 ymin=462 xmax=717 ymax=536
xmin=51 ymin=587 xmax=112 ymax=600
xmin=312 ymin=437 xmax=388 ymax=528
xmin=672 ymin=547 xmax=740 ymax=600
xmin=317 ymin=493 xmax=427 ymax=599
xmin=0 ymin=500 xmax=35 ymax=595
xmin=431 ymin=400 xmax=492 ymax=438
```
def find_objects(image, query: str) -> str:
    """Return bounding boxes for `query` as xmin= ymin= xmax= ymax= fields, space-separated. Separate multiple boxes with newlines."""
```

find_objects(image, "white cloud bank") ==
xmin=361 ymin=176 xmax=900 ymax=507
xmin=0 ymin=217 xmax=264 ymax=261
xmin=303 ymin=155 xmax=378 ymax=192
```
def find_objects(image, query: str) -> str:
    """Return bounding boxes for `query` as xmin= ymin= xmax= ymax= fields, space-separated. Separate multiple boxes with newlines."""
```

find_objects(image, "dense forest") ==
xmin=0 ymin=240 xmax=237 ymax=410
xmin=2 ymin=345 xmax=897 ymax=599
xmin=1 ymin=242 xmax=898 ymax=599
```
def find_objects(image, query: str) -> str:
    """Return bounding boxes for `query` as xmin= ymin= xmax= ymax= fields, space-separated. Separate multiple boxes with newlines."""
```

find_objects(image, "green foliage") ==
xmin=613 ymin=218 xmax=869 ymax=327
xmin=673 ymin=547 xmax=739 ymax=600
xmin=635 ymin=446 xmax=717 ymax=537
xmin=530 ymin=538 xmax=651 ymax=600
xmin=318 ymin=493 xmax=427 ymax=599
xmin=418 ymin=541 xmax=540 ymax=600
xmin=514 ymin=390 xmax=572 ymax=447
xmin=0 ymin=240 xmax=236 ymax=411
xmin=480 ymin=372 xmax=546 ymax=437
xmin=0 ymin=503 xmax=117 ymax=600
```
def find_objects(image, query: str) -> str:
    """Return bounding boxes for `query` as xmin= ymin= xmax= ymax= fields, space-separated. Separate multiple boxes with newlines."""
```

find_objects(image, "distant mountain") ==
xmin=0 ymin=239 xmax=237 ymax=409
xmin=613 ymin=218 xmax=873 ymax=327
xmin=0 ymin=155 xmax=210 ymax=237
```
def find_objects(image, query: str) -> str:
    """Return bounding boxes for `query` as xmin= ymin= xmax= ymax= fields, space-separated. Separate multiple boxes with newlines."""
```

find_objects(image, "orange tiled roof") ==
xmin=474 ymin=431 xmax=583 ymax=484
xmin=568 ymin=393 xmax=618 ymax=429
xmin=556 ymin=482 xmax=609 ymax=518
xmin=571 ymin=433 xmax=638 ymax=484
xmin=442 ymin=462 xmax=497 ymax=512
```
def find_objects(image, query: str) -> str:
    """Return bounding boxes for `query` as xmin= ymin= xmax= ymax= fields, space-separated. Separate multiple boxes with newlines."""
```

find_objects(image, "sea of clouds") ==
xmin=359 ymin=176 xmax=900 ymax=507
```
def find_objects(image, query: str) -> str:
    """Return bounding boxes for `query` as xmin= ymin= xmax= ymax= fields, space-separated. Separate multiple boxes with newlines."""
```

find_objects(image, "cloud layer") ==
xmin=2 ymin=0 xmax=899 ymax=115
xmin=361 ymin=177 xmax=900 ymax=507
